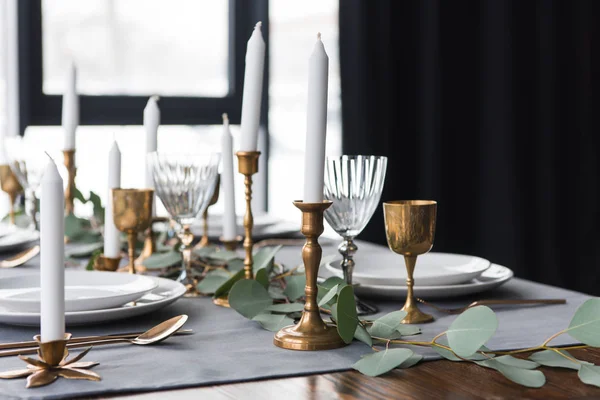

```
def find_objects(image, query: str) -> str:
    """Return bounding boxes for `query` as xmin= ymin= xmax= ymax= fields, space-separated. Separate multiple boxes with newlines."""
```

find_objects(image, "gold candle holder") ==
xmin=112 ymin=189 xmax=154 ymax=274
xmin=236 ymin=151 xmax=260 ymax=279
xmin=63 ymin=150 xmax=76 ymax=215
xmin=0 ymin=164 xmax=23 ymax=225
xmin=274 ymin=200 xmax=346 ymax=351
xmin=219 ymin=235 xmax=242 ymax=251
xmin=197 ymin=174 xmax=221 ymax=249
xmin=94 ymin=254 xmax=122 ymax=272
xmin=0 ymin=333 xmax=100 ymax=388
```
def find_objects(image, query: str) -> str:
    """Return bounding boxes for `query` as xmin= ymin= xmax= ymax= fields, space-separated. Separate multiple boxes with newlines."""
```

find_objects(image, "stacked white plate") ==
xmin=320 ymin=250 xmax=513 ymax=299
xmin=0 ymin=227 xmax=40 ymax=253
xmin=0 ymin=271 xmax=186 ymax=326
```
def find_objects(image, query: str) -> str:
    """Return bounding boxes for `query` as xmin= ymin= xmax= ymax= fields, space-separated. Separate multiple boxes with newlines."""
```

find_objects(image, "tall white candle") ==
xmin=221 ymin=114 xmax=237 ymax=240
xmin=40 ymin=158 xmax=65 ymax=342
xmin=239 ymin=22 xmax=266 ymax=152
xmin=62 ymin=62 xmax=79 ymax=150
xmin=104 ymin=141 xmax=121 ymax=258
xmin=144 ymin=96 xmax=160 ymax=215
xmin=303 ymin=33 xmax=329 ymax=203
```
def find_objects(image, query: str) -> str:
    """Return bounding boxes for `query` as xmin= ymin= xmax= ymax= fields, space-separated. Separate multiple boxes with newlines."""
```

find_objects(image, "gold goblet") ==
xmin=0 ymin=164 xmax=24 ymax=225
xmin=196 ymin=174 xmax=220 ymax=249
xmin=112 ymin=189 xmax=154 ymax=274
xmin=383 ymin=200 xmax=437 ymax=324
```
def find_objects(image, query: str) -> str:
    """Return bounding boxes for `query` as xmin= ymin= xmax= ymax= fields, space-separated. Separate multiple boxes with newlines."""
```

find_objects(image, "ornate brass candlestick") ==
xmin=219 ymin=235 xmax=242 ymax=251
xmin=236 ymin=151 xmax=260 ymax=279
xmin=274 ymin=200 xmax=346 ymax=351
xmin=196 ymin=174 xmax=221 ymax=249
xmin=0 ymin=164 xmax=23 ymax=225
xmin=112 ymin=189 xmax=154 ymax=274
xmin=383 ymin=200 xmax=437 ymax=324
xmin=94 ymin=254 xmax=122 ymax=272
xmin=63 ymin=150 xmax=76 ymax=215
xmin=0 ymin=333 xmax=100 ymax=388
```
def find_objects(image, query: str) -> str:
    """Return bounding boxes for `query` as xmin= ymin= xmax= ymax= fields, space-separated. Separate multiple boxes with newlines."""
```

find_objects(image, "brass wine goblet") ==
xmin=0 ymin=164 xmax=24 ymax=225
xmin=112 ymin=189 xmax=154 ymax=274
xmin=383 ymin=200 xmax=437 ymax=324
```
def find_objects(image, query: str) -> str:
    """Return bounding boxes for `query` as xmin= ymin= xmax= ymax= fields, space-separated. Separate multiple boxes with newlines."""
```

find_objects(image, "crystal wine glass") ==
xmin=147 ymin=152 xmax=220 ymax=297
xmin=323 ymin=155 xmax=388 ymax=315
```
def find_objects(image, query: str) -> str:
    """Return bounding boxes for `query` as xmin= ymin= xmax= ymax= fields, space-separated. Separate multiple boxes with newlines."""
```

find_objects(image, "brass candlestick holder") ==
xmin=94 ymin=254 xmax=122 ymax=272
xmin=219 ymin=235 xmax=242 ymax=251
xmin=0 ymin=164 xmax=23 ymax=225
xmin=112 ymin=189 xmax=154 ymax=274
xmin=236 ymin=151 xmax=260 ymax=279
xmin=196 ymin=174 xmax=221 ymax=249
xmin=274 ymin=200 xmax=346 ymax=351
xmin=63 ymin=150 xmax=76 ymax=215
xmin=0 ymin=333 xmax=100 ymax=388
xmin=383 ymin=200 xmax=437 ymax=324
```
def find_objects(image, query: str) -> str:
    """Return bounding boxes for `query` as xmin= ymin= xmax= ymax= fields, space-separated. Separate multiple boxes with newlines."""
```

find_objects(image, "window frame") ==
xmin=16 ymin=0 xmax=269 ymax=129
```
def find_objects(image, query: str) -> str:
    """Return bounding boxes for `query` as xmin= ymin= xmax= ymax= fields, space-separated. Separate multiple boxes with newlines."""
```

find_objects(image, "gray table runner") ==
xmin=0 ymin=242 xmax=592 ymax=400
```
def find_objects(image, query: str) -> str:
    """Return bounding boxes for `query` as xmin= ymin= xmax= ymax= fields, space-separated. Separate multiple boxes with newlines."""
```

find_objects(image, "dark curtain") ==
xmin=339 ymin=0 xmax=600 ymax=295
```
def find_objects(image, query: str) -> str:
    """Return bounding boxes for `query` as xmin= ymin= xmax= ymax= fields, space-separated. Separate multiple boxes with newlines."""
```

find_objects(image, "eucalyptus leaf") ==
xmin=71 ymin=231 xmax=103 ymax=244
xmin=320 ymin=276 xmax=346 ymax=291
xmin=578 ymin=364 xmax=600 ymax=388
xmin=64 ymin=214 xmax=90 ymax=239
xmin=494 ymin=355 xmax=539 ymax=370
xmin=283 ymin=275 xmax=306 ymax=301
xmin=477 ymin=359 xmax=546 ymax=388
xmin=268 ymin=286 xmax=287 ymax=300
xmin=318 ymin=284 xmax=339 ymax=307
xmin=85 ymin=249 xmax=102 ymax=271
xmin=396 ymin=324 xmax=421 ymax=337
xmin=253 ymin=245 xmax=282 ymax=273
xmin=264 ymin=303 xmax=305 ymax=313
xmin=446 ymin=306 xmax=498 ymax=358
xmin=142 ymin=251 xmax=182 ymax=269
xmin=367 ymin=310 xmax=407 ymax=339
xmin=252 ymin=313 xmax=294 ymax=332
xmin=432 ymin=341 xmax=490 ymax=362
xmin=214 ymin=268 xmax=245 ymax=298
xmin=196 ymin=270 xmax=231 ymax=295
xmin=193 ymin=245 xmax=219 ymax=258
xmin=229 ymin=279 xmax=273 ymax=319
xmin=399 ymin=353 xmax=423 ymax=369
xmin=65 ymin=242 xmax=103 ymax=258
xmin=336 ymin=285 xmax=359 ymax=344
xmin=89 ymin=191 xmax=104 ymax=222
xmin=73 ymin=187 xmax=86 ymax=203
xmin=352 ymin=348 xmax=414 ymax=377
xmin=567 ymin=298 xmax=600 ymax=347
xmin=353 ymin=324 xmax=373 ymax=347
xmin=208 ymin=250 xmax=240 ymax=262
xmin=227 ymin=259 xmax=245 ymax=272
xmin=529 ymin=349 xmax=590 ymax=370
xmin=255 ymin=268 xmax=269 ymax=289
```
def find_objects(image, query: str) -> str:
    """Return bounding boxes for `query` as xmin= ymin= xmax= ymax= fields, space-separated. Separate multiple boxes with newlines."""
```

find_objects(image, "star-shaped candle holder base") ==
xmin=0 ymin=333 xmax=101 ymax=388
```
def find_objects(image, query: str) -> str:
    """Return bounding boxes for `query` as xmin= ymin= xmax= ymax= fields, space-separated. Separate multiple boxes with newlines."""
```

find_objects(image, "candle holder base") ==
xmin=273 ymin=321 xmax=345 ymax=351
xmin=213 ymin=295 xmax=231 ymax=308
xmin=219 ymin=236 xmax=243 ymax=251
xmin=0 ymin=333 xmax=100 ymax=388
xmin=94 ymin=254 xmax=122 ymax=272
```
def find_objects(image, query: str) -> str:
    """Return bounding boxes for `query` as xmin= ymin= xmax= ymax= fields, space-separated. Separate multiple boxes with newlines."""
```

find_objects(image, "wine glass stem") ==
xmin=127 ymin=232 xmax=137 ymax=274
xmin=178 ymin=225 xmax=194 ymax=284
xmin=403 ymin=255 xmax=417 ymax=309
xmin=25 ymin=189 xmax=38 ymax=230
xmin=338 ymin=237 xmax=357 ymax=286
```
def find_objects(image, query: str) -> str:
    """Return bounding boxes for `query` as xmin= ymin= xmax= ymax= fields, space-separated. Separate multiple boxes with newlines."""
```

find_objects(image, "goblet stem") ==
xmin=338 ymin=238 xmax=378 ymax=316
xmin=25 ymin=189 xmax=38 ymax=230
xmin=198 ymin=209 xmax=209 ymax=248
xmin=400 ymin=255 xmax=433 ymax=324
xmin=126 ymin=232 xmax=137 ymax=274
xmin=177 ymin=225 xmax=198 ymax=297
xmin=8 ymin=193 xmax=16 ymax=225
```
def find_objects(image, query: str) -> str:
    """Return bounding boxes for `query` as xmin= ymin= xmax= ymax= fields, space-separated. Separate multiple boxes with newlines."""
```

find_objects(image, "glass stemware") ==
xmin=147 ymin=152 xmax=220 ymax=297
xmin=323 ymin=155 xmax=387 ymax=315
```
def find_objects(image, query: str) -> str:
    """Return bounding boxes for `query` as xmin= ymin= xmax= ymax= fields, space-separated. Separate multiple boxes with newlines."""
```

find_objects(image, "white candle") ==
xmin=144 ymin=96 xmax=160 ymax=216
xmin=221 ymin=114 xmax=237 ymax=240
xmin=104 ymin=141 xmax=121 ymax=258
xmin=239 ymin=22 xmax=266 ymax=152
xmin=40 ymin=158 xmax=65 ymax=342
xmin=62 ymin=62 xmax=79 ymax=150
xmin=303 ymin=33 xmax=329 ymax=203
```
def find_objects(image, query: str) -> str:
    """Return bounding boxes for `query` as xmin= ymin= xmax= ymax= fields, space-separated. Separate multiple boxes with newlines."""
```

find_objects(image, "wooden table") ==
xmin=111 ymin=348 xmax=600 ymax=400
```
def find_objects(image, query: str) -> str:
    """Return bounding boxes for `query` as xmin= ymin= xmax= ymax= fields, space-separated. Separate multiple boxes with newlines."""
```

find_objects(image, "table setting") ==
xmin=0 ymin=22 xmax=599 ymax=400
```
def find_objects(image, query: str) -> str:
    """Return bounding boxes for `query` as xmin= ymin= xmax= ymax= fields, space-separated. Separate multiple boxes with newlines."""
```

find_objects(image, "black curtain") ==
xmin=340 ymin=0 xmax=600 ymax=295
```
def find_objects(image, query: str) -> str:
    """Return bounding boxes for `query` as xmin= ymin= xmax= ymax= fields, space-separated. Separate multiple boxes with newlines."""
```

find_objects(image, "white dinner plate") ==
xmin=319 ymin=263 xmax=513 ymax=299
xmin=0 ymin=271 xmax=158 ymax=312
xmin=0 ymin=276 xmax=186 ymax=326
xmin=0 ymin=223 xmax=17 ymax=238
xmin=326 ymin=252 xmax=491 ymax=287
xmin=0 ymin=229 xmax=39 ymax=253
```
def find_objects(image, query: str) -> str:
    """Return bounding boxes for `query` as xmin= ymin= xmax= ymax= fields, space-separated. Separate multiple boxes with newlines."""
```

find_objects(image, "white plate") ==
xmin=0 ymin=271 xmax=158 ymax=312
xmin=0 ymin=276 xmax=186 ymax=326
xmin=326 ymin=252 xmax=491 ymax=286
xmin=0 ymin=230 xmax=39 ymax=252
xmin=0 ymin=223 xmax=17 ymax=238
xmin=319 ymin=263 xmax=513 ymax=299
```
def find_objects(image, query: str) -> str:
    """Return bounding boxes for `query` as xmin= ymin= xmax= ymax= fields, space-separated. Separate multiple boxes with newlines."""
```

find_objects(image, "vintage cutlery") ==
xmin=0 ymin=245 xmax=40 ymax=268
xmin=416 ymin=298 xmax=566 ymax=314
xmin=0 ymin=315 xmax=189 ymax=357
